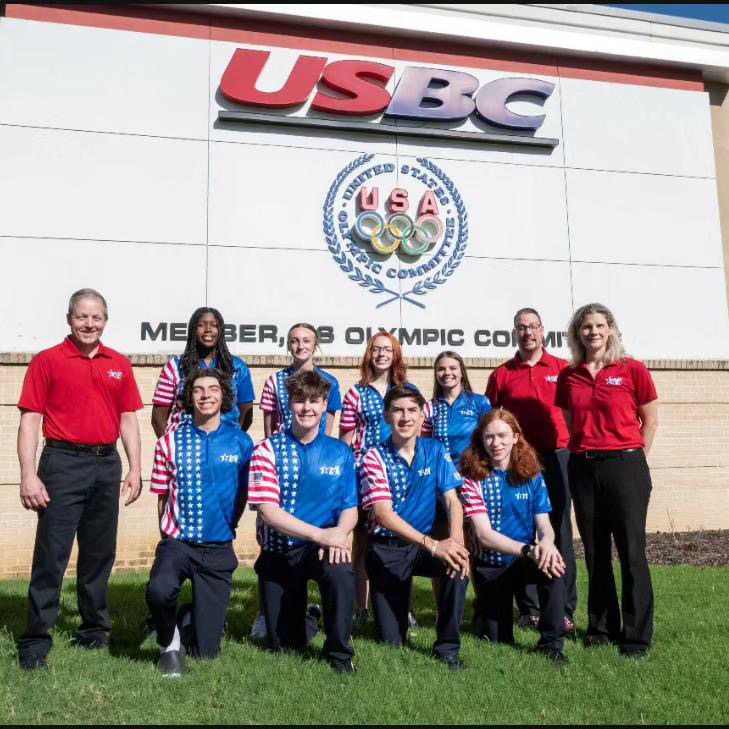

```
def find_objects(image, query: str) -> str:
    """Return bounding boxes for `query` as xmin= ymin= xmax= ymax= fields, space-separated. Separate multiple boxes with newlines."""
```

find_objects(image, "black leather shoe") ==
xmin=19 ymin=650 xmax=48 ymax=671
xmin=437 ymin=654 xmax=466 ymax=671
xmin=157 ymin=649 xmax=185 ymax=677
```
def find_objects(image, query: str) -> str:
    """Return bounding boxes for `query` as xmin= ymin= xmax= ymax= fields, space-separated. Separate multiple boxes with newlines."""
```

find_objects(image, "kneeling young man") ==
xmin=248 ymin=370 xmax=358 ymax=674
xmin=360 ymin=387 xmax=470 ymax=670
xmin=146 ymin=368 xmax=253 ymax=676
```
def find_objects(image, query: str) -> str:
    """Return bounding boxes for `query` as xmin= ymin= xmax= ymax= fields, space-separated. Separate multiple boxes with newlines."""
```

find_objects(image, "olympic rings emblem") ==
xmin=352 ymin=211 xmax=444 ymax=255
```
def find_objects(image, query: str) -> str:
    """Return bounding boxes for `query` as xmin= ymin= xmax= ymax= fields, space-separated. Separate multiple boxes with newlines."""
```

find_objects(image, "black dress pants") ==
xmin=569 ymin=449 xmax=654 ymax=652
xmin=366 ymin=539 xmax=468 ymax=660
xmin=146 ymin=536 xmax=238 ymax=658
xmin=19 ymin=447 xmax=121 ymax=658
xmin=515 ymin=448 xmax=577 ymax=621
xmin=473 ymin=558 xmax=565 ymax=651
xmin=255 ymin=543 xmax=355 ymax=666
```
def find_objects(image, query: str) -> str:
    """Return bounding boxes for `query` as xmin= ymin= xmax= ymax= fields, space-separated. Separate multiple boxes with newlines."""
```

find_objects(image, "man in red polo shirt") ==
xmin=485 ymin=307 xmax=576 ymax=633
xmin=16 ymin=288 xmax=143 ymax=670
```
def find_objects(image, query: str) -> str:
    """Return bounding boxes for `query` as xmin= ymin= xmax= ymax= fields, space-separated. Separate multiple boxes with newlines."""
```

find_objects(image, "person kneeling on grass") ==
xmin=360 ymin=387 xmax=471 ymax=671
xmin=247 ymin=370 xmax=358 ymax=674
xmin=146 ymin=368 xmax=253 ymax=677
xmin=458 ymin=408 xmax=568 ymax=664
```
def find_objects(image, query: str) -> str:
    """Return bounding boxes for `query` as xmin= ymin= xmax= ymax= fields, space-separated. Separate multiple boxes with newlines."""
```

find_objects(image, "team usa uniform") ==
xmin=422 ymin=391 xmax=492 ymax=467
xmin=152 ymin=355 xmax=255 ymax=432
xmin=459 ymin=471 xmax=565 ymax=651
xmin=556 ymin=358 xmax=657 ymax=652
xmin=146 ymin=419 xmax=253 ymax=658
xmin=340 ymin=382 xmax=419 ymax=463
xmin=259 ymin=366 xmax=341 ymax=434
xmin=486 ymin=350 xmax=576 ymax=622
xmin=360 ymin=438 xmax=468 ymax=660
xmin=248 ymin=431 xmax=358 ymax=668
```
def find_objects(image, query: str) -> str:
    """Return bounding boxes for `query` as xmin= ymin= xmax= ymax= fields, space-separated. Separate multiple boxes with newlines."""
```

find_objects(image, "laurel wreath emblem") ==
xmin=322 ymin=154 xmax=468 ymax=308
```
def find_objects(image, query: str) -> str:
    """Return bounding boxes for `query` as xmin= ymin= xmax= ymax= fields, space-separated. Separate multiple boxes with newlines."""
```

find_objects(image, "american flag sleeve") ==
xmin=247 ymin=439 xmax=280 ymax=506
xmin=360 ymin=448 xmax=392 ymax=509
xmin=458 ymin=478 xmax=489 ymax=518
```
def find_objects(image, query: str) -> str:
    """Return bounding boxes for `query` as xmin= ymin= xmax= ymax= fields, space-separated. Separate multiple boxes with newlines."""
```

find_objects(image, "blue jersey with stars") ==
xmin=459 ymin=470 xmax=552 ymax=566
xmin=360 ymin=437 xmax=461 ymax=536
xmin=151 ymin=419 xmax=253 ymax=543
xmin=423 ymin=391 xmax=492 ymax=468
xmin=248 ymin=430 xmax=358 ymax=553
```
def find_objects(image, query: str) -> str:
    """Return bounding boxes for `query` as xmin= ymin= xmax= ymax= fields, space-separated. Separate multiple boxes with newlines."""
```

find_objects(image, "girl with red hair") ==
xmin=459 ymin=409 xmax=568 ymax=662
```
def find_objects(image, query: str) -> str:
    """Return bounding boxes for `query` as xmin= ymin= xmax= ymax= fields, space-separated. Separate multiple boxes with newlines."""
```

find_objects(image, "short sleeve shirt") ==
xmin=555 ymin=358 xmax=657 ymax=452
xmin=485 ymin=350 xmax=569 ymax=452
xmin=459 ymin=471 xmax=551 ymax=566
xmin=152 ymin=355 xmax=254 ymax=432
xmin=422 ymin=391 xmax=492 ymax=468
xmin=151 ymin=419 xmax=253 ymax=543
xmin=340 ymin=382 xmax=420 ymax=464
xmin=247 ymin=431 xmax=357 ymax=552
xmin=259 ymin=366 xmax=341 ymax=434
xmin=360 ymin=437 xmax=461 ymax=536
xmin=18 ymin=336 xmax=143 ymax=444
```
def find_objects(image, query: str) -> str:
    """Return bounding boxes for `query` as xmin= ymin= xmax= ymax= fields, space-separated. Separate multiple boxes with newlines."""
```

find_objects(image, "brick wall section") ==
xmin=1 ymin=357 xmax=728 ymax=578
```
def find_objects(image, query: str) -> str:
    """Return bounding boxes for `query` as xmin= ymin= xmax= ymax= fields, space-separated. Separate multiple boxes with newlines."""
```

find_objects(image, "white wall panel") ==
xmin=207 ymin=246 xmax=401 ymax=356
xmin=209 ymin=144 xmax=399 ymax=250
xmin=0 ymin=126 xmax=208 ymax=244
xmin=561 ymin=78 xmax=716 ymax=177
xmin=1 ymin=238 xmax=206 ymax=353
xmin=399 ymin=258 xmax=573 ymax=358
xmin=567 ymin=169 xmax=724 ymax=267
xmin=0 ymin=18 xmax=209 ymax=139
xmin=571 ymin=263 xmax=729 ymax=359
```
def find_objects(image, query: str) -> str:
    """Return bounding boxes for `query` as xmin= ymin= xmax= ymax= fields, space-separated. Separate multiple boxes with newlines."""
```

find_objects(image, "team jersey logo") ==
xmin=324 ymin=154 xmax=468 ymax=309
xmin=545 ymin=375 xmax=558 ymax=383
xmin=220 ymin=454 xmax=239 ymax=463
xmin=606 ymin=377 xmax=624 ymax=386
xmin=320 ymin=465 xmax=341 ymax=476
xmin=107 ymin=369 xmax=122 ymax=380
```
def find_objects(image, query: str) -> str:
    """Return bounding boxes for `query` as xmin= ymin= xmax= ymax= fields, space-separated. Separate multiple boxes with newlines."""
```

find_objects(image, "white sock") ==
xmin=162 ymin=626 xmax=180 ymax=654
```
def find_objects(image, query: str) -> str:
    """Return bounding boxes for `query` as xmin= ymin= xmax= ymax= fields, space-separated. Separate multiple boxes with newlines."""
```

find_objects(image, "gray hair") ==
xmin=567 ymin=303 xmax=625 ymax=366
xmin=67 ymin=288 xmax=108 ymax=319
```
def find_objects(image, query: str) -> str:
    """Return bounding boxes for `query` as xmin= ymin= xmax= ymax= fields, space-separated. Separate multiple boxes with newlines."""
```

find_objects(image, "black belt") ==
xmin=45 ymin=439 xmax=116 ymax=456
xmin=574 ymin=448 xmax=639 ymax=461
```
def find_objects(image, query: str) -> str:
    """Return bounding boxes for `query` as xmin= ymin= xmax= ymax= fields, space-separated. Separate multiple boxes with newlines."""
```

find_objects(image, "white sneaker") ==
xmin=250 ymin=612 xmax=268 ymax=640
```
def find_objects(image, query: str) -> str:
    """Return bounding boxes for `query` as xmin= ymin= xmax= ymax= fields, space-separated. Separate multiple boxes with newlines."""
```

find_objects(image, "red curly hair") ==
xmin=358 ymin=332 xmax=408 ymax=387
xmin=459 ymin=409 xmax=541 ymax=485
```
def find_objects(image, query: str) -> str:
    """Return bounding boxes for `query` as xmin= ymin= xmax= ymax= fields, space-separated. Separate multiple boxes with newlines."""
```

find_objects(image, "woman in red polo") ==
xmin=556 ymin=303 xmax=658 ymax=658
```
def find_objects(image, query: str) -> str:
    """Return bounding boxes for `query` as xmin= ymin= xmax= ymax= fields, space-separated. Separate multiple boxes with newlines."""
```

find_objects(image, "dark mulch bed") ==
xmin=573 ymin=530 xmax=729 ymax=567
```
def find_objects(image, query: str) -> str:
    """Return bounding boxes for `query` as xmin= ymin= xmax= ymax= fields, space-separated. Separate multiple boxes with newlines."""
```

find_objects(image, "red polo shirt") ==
xmin=485 ymin=349 xmax=570 ymax=452
xmin=18 ymin=336 xmax=143 ymax=444
xmin=555 ymin=358 xmax=657 ymax=453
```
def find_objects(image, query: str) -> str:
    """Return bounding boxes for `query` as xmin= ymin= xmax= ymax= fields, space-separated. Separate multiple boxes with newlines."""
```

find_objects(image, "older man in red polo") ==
xmin=17 ymin=288 xmax=143 ymax=670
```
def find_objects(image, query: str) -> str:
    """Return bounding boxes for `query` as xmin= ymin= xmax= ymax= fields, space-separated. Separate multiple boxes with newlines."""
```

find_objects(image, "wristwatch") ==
xmin=521 ymin=543 xmax=533 ymax=559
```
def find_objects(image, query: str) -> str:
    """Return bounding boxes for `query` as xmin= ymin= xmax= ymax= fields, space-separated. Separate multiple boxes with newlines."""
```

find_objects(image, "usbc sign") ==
xmin=218 ymin=49 xmax=558 ymax=147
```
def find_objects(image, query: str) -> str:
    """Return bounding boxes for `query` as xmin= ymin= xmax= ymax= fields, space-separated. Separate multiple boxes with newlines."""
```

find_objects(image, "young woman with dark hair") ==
xmin=339 ymin=332 xmax=419 ymax=626
xmin=151 ymin=307 xmax=254 ymax=436
xmin=458 ymin=409 xmax=568 ymax=663
xmin=259 ymin=323 xmax=341 ymax=437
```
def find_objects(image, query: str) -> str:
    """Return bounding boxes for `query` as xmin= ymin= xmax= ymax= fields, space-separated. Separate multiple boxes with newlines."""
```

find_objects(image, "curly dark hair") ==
xmin=179 ymin=307 xmax=234 ymax=381
xmin=459 ymin=409 xmax=541 ymax=485
xmin=181 ymin=368 xmax=234 ymax=415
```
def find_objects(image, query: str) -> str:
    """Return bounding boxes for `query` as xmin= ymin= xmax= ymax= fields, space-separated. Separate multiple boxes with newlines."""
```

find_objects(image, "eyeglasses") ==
xmin=515 ymin=324 xmax=542 ymax=333
xmin=371 ymin=346 xmax=393 ymax=354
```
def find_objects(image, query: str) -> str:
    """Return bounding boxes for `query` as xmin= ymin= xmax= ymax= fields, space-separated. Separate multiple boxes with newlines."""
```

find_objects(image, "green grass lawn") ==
xmin=0 ymin=564 xmax=727 ymax=725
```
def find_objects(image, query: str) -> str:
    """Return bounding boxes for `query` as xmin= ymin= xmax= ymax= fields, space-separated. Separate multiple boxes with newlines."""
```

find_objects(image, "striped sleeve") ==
xmin=421 ymin=400 xmax=433 ymax=436
xmin=458 ymin=478 xmax=489 ymax=517
xmin=150 ymin=435 xmax=172 ymax=494
xmin=152 ymin=359 xmax=179 ymax=407
xmin=259 ymin=374 xmax=277 ymax=414
xmin=339 ymin=387 xmax=360 ymax=432
xmin=247 ymin=439 xmax=280 ymax=506
xmin=360 ymin=447 xmax=392 ymax=509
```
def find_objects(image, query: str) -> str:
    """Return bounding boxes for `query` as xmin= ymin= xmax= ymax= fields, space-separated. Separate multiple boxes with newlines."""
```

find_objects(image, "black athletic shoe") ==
xmin=437 ymin=654 xmax=466 ymax=671
xmin=329 ymin=659 xmax=356 ymax=675
xmin=584 ymin=634 xmax=611 ymax=648
xmin=19 ymin=650 xmax=48 ymax=671
xmin=619 ymin=646 xmax=649 ymax=659
xmin=157 ymin=649 xmax=185 ymax=677
xmin=537 ymin=647 xmax=569 ymax=665
xmin=74 ymin=633 xmax=110 ymax=650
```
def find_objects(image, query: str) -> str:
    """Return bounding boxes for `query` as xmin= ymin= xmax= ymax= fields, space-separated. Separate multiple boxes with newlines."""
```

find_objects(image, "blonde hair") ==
xmin=567 ymin=303 xmax=625 ymax=367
